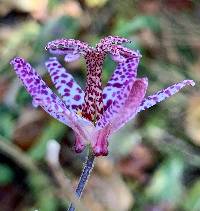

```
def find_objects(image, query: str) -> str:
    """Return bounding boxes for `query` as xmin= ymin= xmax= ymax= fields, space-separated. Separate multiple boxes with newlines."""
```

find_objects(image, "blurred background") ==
xmin=0 ymin=0 xmax=200 ymax=210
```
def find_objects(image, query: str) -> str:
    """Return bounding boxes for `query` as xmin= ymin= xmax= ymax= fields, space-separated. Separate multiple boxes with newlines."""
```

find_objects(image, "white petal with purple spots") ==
xmin=137 ymin=80 xmax=195 ymax=113
xmin=10 ymin=57 xmax=93 ymax=143
xmin=45 ymin=57 xmax=84 ymax=112
xmin=46 ymin=38 xmax=93 ymax=59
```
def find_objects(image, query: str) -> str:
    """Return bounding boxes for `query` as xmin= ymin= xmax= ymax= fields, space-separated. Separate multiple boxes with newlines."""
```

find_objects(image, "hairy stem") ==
xmin=68 ymin=149 xmax=95 ymax=211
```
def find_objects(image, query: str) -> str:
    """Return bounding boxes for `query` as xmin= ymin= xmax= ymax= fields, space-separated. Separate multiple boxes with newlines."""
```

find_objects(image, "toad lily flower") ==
xmin=10 ymin=36 xmax=195 ymax=156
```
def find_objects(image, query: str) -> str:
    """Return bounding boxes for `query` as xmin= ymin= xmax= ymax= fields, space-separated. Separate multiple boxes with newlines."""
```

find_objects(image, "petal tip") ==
xmin=183 ymin=79 xmax=195 ymax=87
xmin=10 ymin=56 xmax=24 ymax=66
xmin=74 ymin=143 xmax=86 ymax=153
xmin=92 ymin=143 xmax=109 ymax=156
xmin=32 ymin=99 xmax=39 ymax=108
xmin=93 ymin=147 xmax=108 ymax=157
xmin=189 ymin=80 xmax=195 ymax=86
xmin=136 ymin=50 xmax=142 ymax=58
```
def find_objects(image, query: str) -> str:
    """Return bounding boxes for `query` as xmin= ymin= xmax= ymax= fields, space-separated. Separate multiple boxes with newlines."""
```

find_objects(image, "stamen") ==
xmin=82 ymin=51 xmax=105 ymax=122
xmin=76 ymin=109 xmax=82 ymax=117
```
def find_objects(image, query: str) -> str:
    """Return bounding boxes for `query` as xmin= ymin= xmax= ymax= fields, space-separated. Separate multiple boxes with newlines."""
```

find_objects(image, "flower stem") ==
xmin=68 ymin=148 xmax=95 ymax=211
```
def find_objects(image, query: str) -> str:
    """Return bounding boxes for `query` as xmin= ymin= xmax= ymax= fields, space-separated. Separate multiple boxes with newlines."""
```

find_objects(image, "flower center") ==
xmin=82 ymin=51 xmax=105 ymax=123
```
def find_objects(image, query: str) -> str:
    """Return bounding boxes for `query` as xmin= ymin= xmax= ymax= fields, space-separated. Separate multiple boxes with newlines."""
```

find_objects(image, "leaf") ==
xmin=28 ymin=119 xmax=66 ymax=161
xmin=28 ymin=173 xmax=58 ymax=211
xmin=145 ymin=156 xmax=184 ymax=206
xmin=0 ymin=164 xmax=14 ymax=185
xmin=114 ymin=15 xmax=160 ymax=36
xmin=183 ymin=180 xmax=200 ymax=211
xmin=0 ymin=106 xmax=16 ymax=140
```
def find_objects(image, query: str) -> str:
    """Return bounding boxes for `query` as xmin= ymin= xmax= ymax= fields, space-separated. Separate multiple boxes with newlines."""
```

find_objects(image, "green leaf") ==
xmin=0 ymin=106 xmax=16 ymax=139
xmin=0 ymin=164 xmax=14 ymax=185
xmin=114 ymin=15 xmax=160 ymax=36
xmin=28 ymin=120 xmax=66 ymax=161
xmin=183 ymin=180 xmax=200 ymax=211
xmin=146 ymin=156 xmax=184 ymax=205
xmin=28 ymin=173 xmax=58 ymax=211
xmin=31 ymin=15 xmax=80 ymax=64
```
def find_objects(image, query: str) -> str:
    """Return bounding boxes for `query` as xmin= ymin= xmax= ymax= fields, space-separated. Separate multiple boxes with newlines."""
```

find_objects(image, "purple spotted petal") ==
xmin=96 ymin=36 xmax=131 ymax=51
xmin=103 ymin=55 xmax=140 ymax=111
xmin=10 ymin=57 xmax=93 ymax=144
xmin=98 ymin=78 xmax=148 ymax=131
xmin=111 ymin=78 xmax=148 ymax=132
xmin=91 ymin=79 xmax=147 ymax=156
xmin=96 ymin=36 xmax=140 ymax=63
xmin=91 ymin=125 xmax=111 ymax=156
xmin=108 ymin=45 xmax=141 ymax=63
xmin=74 ymin=132 xmax=86 ymax=153
xmin=45 ymin=57 xmax=84 ymax=111
xmin=97 ymin=54 xmax=141 ymax=129
xmin=137 ymin=79 xmax=195 ymax=113
xmin=45 ymin=38 xmax=93 ymax=61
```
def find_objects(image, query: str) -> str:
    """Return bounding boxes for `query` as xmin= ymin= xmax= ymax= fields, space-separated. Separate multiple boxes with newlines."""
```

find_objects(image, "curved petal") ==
xmin=10 ymin=57 xmax=94 ymax=144
xmin=97 ymin=78 xmax=148 ymax=131
xmin=103 ymin=55 xmax=140 ymax=111
xmin=96 ymin=36 xmax=141 ymax=63
xmin=73 ymin=132 xmax=87 ymax=153
xmin=108 ymin=45 xmax=142 ymax=63
xmin=97 ymin=54 xmax=141 ymax=129
xmin=92 ymin=78 xmax=147 ymax=156
xmin=96 ymin=36 xmax=131 ymax=51
xmin=45 ymin=57 xmax=84 ymax=111
xmin=91 ymin=125 xmax=111 ymax=156
xmin=111 ymin=78 xmax=148 ymax=132
xmin=45 ymin=38 xmax=93 ymax=62
xmin=137 ymin=79 xmax=195 ymax=113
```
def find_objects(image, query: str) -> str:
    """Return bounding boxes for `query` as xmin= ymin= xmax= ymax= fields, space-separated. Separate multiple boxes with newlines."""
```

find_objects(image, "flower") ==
xmin=10 ymin=36 xmax=195 ymax=156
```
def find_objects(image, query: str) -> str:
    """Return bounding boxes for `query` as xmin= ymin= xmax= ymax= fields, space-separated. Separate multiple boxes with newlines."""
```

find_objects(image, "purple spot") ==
xmin=112 ymin=93 xmax=116 ymax=97
xmin=41 ymin=90 xmax=48 ymax=95
xmin=61 ymin=74 xmax=68 ymax=78
xmin=26 ymin=78 xmax=33 ymax=84
xmin=72 ymin=105 xmax=77 ymax=110
xmin=67 ymin=81 xmax=73 ymax=88
xmin=164 ymin=90 xmax=171 ymax=96
xmin=61 ymin=80 xmax=66 ymax=84
xmin=64 ymin=88 xmax=70 ymax=92
xmin=113 ymin=83 xmax=122 ymax=88
xmin=35 ymin=79 xmax=40 ymax=84
xmin=51 ymin=94 xmax=56 ymax=99
xmin=74 ymin=95 xmax=81 ymax=101
xmin=117 ymin=95 xmax=122 ymax=100
xmin=64 ymin=92 xmax=70 ymax=96
xmin=76 ymin=87 xmax=82 ymax=93
xmin=107 ymin=99 xmax=112 ymax=108
xmin=51 ymin=71 xmax=57 ymax=76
